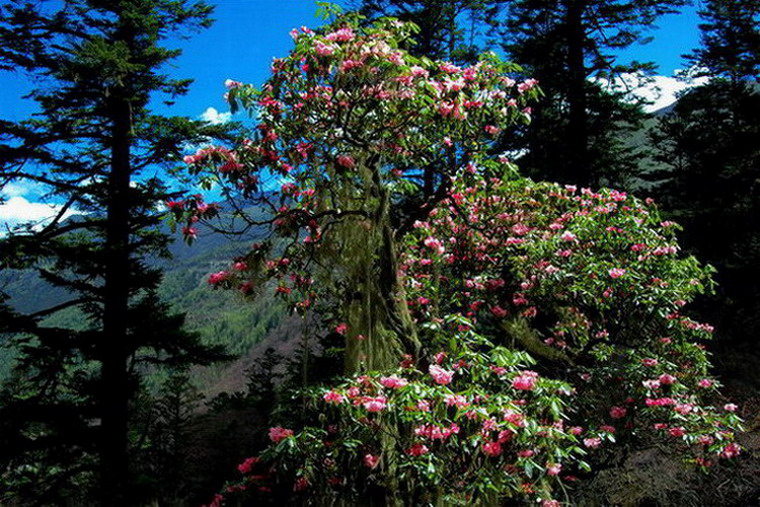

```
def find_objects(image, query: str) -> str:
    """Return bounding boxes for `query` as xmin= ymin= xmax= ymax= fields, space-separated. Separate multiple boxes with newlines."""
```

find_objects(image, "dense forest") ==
xmin=0 ymin=0 xmax=758 ymax=505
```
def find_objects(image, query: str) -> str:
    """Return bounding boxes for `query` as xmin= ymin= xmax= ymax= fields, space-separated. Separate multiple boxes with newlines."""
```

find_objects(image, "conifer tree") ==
xmin=688 ymin=0 xmax=760 ymax=86
xmin=650 ymin=0 xmax=760 ymax=347
xmin=496 ymin=0 xmax=688 ymax=187
xmin=353 ymin=0 xmax=502 ymax=63
xmin=0 ymin=1 xmax=230 ymax=503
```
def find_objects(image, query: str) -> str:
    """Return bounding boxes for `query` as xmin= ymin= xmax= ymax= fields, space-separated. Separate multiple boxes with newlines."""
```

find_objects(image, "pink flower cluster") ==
xmin=268 ymin=426 xmax=294 ymax=443
xmin=414 ymin=422 xmax=460 ymax=440
xmin=512 ymin=370 xmax=539 ymax=391
xmin=380 ymin=375 xmax=409 ymax=389
xmin=363 ymin=396 xmax=388 ymax=412
xmin=429 ymin=364 xmax=454 ymax=385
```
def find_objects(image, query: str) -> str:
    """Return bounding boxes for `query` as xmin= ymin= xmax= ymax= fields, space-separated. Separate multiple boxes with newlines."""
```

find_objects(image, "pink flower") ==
xmin=724 ymin=403 xmax=738 ymax=412
xmin=609 ymin=406 xmax=627 ymax=419
xmin=363 ymin=396 xmax=387 ymax=412
xmin=642 ymin=379 xmax=661 ymax=390
xmin=542 ymin=501 xmax=561 ymax=507
xmin=444 ymin=394 xmax=469 ymax=409
xmin=410 ymin=65 xmax=428 ymax=77
xmin=608 ymin=268 xmax=626 ymax=279
xmin=674 ymin=403 xmax=693 ymax=415
xmin=434 ymin=351 xmax=447 ymax=364
xmin=268 ymin=426 xmax=294 ymax=443
xmin=224 ymin=79 xmax=243 ymax=89
xmin=335 ymin=323 xmax=348 ymax=335
xmin=336 ymin=155 xmax=355 ymax=169
xmin=323 ymin=390 xmax=346 ymax=404
xmin=517 ymin=78 xmax=538 ymax=94
xmin=482 ymin=441 xmax=502 ymax=457
xmin=504 ymin=410 xmax=525 ymax=427
xmin=490 ymin=305 xmax=508 ymax=318
xmin=560 ymin=231 xmax=577 ymax=242
xmin=583 ymin=437 xmax=601 ymax=449
xmin=546 ymin=463 xmax=562 ymax=476
xmin=208 ymin=270 xmax=228 ymax=286
xmin=517 ymin=449 xmax=535 ymax=458
xmin=364 ymin=454 xmax=380 ymax=469
xmin=645 ymin=397 xmax=675 ymax=407
xmin=424 ymin=236 xmax=445 ymax=255
xmin=380 ymin=375 xmax=408 ymax=389
xmin=482 ymin=418 xmax=498 ymax=432
xmin=406 ymin=443 xmax=429 ymax=456
xmin=429 ymin=364 xmax=454 ymax=385
xmin=698 ymin=378 xmax=714 ymax=388
xmin=484 ymin=125 xmax=500 ymax=135
xmin=498 ymin=429 xmax=514 ymax=443
xmin=698 ymin=435 xmax=714 ymax=446
xmin=314 ymin=41 xmax=337 ymax=56
xmin=720 ymin=442 xmax=741 ymax=459
xmin=293 ymin=477 xmax=309 ymax=492
xmin=641 ymin=358 xmax=658 ymax=367
xmin=183 ymin=226 xmax=198 ymax=239
xmin=232 ymin=261 xmax=248 ymax=271
xmin=490 ymin=365 xmax=507 ymax=375
xmin=669 ymin=427 xmax=685 ymax=437
xmin=325 ymin=27 xmax=355 ymax=42
xmin=237 ymin=456 xmax=260 ymax=474
xmin=512 ymin=370 xmax=539 ymax=391
xmin=658 ymin=373 xmax=677 ymax=385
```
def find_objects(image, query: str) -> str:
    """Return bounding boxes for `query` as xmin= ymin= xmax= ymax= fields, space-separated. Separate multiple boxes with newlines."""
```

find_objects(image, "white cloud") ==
xmin=199 ymin=107 xmax=232 ymax=125
xmin=0 ymin=196 xmax=79 ymax=232
xmin=1 ymin=180 xmax=43 ymax=199
xmin=595 ymin=68 xmax=710 ymax=112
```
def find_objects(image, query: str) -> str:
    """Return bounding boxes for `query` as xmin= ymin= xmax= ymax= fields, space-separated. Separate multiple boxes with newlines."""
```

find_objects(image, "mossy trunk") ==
xmin=344 ymin=180 xmax=420 ymax=374
xmin=325 ymin=160 xmax=418 ymax=506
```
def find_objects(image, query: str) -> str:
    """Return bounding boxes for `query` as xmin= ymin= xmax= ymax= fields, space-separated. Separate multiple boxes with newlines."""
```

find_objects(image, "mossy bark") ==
xmin=342 ymin=161 xmax=420 ymax=375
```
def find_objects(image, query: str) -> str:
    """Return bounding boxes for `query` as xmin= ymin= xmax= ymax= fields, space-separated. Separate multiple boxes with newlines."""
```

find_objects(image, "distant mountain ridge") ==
xmin=0 ymin=213 xmax=287 ymax=386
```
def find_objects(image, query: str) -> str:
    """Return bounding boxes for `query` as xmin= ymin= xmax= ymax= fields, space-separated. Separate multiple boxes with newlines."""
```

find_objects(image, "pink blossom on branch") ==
xmin=429 ymin=364 xmax=454 ymax=385
xmin=512 ymin=371 xmax=539 ymax=391
xmin=268 ymin=426 xmax=294 ymax=443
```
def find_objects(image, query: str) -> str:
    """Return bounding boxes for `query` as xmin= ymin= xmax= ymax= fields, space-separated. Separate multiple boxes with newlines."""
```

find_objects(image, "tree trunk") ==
xmin=564 ymin=0 xmax=591 ymax=187
xmin=344 ymin=164 xmax=420 ymax=374
xmin=100 ymin=95 xmax=132 ymax=506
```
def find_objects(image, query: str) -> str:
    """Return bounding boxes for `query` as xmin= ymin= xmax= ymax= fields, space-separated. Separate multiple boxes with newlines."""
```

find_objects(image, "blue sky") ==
xmin=1 ymin=0 xmax=702 ymax=123
xmin=170 ymin=0 xmax=703 ymax=123
xmin=0 ymin=0 xmax=704 ymax=228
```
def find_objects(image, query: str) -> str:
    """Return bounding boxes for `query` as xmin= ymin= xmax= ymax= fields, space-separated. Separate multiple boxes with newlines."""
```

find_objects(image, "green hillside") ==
xmin=0 ymin=216 xmax=288 ymax=388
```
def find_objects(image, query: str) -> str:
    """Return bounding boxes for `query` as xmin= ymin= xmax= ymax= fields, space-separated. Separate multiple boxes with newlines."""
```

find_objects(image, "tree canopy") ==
xmin=179 ymin=13 xmax=743 ymax=505
xmin=0 ymin=0 xmax=231 ymax=503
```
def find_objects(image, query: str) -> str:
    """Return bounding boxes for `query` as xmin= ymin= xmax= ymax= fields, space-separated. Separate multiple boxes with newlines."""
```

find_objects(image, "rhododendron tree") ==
xmin=216 ymin=327 xmax=588 ymax=506
xmin=180 ymin=11 xmax=742 ymax=506
xmin=176 ymin=12 xmax=538 ymax=372
xmin=400 ymin=171 xmax=743 ymax=463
